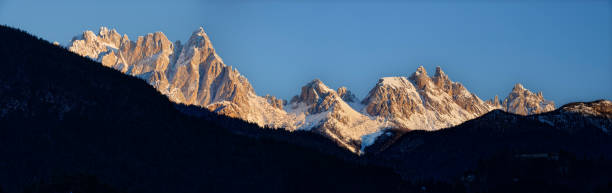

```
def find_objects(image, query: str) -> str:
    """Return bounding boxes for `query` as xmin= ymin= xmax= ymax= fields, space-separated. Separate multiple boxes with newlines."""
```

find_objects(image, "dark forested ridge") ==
xmin=366 ymin=106 xmax=612 ymax=192
xmin=1 ymin=25 xmax=612 ymax=193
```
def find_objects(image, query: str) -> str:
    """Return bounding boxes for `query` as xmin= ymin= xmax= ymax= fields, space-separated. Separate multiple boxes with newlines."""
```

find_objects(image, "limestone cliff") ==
xmin=68 ymin=27 xmax=292 ymax=127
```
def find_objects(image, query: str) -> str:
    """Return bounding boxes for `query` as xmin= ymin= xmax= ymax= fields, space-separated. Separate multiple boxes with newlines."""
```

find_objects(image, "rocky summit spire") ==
xmin=485 ymin=95 xmax=502 ymax=108
xmin=409 ymin=66 xmax=431 ymax=90
xmin=502 ymin=83 xmax=555 ymax=115
xmin=432 ymin=66 xmax=450 ymax=88
xmin=434 ymin=66 xmax=446 ymax=78
xmin=290 ymin=79 xmax=335 ymax=108
xmin=287 ymin=79 xmax=385 ymax=153
xmin=337 ymin=86 xmax=357 ymax=103
xmin=414 ymin=66 xmax=428 ymax=76
xmin=513 ymin=83 xmax=525 ymax=92
xmin=187 ymin=27 xmax=212 ymax=49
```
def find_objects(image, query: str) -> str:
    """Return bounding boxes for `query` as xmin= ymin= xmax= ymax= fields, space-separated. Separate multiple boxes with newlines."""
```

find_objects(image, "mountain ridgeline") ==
xmin=0 ymin=25 xmax=421 ymax=193
xmin=67 ymin=27 xmax=558 ymax=153
xmin=2 ymin=25 xmax=612 ymax=193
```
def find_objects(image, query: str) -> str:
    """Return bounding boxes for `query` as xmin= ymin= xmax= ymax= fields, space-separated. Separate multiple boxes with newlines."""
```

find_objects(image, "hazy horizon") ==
xmin=1 ymin=0 xmax=610 ymax=105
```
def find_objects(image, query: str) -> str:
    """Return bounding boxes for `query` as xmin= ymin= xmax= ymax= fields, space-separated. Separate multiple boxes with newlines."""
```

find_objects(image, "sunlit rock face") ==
xmin=68 ymin=27 xmax=557 ymax=154
xmin=485 ymin=95 xmax=502 ymax=108
xmin=337 ymin=86 xmax=357 ymax=104
xmin=287 ymin=79 xmax=386 ymax=153
xmin=498 ymin=83 xmax=556 ymax=116
xmin=68 ymin=27 xmax=292 ymax=128
xmin=484 ymin=84 xmax=556 ymax=116
xmin=361 ymin=66 xmax=497 ymax=131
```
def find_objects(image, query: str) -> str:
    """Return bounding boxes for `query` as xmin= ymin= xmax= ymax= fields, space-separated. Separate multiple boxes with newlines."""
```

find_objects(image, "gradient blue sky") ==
xmin=1 ymin=0 xmax=610 ymax=105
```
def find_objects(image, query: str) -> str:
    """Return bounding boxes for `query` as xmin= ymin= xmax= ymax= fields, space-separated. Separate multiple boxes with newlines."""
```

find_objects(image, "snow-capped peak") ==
xmin=288 ymin=79 xmax=387 ymax=154
xmin=307 ymin=79 xmax=334 ymax=94
xmin=409 ymin=66 xmax=433 ymax=90
xmin=379 ymin=77 xmax=413 ymax=89
xmin=289 ymin=79 xmax=338 ymax=113
xmin=66 ymin=27 xmax=561 ymax=155
xmin=67 ymin=26 xmax=291 ymax=130
xmin=362 ymin=66 xmax=496 ymax=131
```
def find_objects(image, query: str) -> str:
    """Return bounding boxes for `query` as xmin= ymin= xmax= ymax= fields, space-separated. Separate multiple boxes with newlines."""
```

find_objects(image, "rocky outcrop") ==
xmin=67 ymin=27 xmax=561 ymax=154
xmin=288 ymin=79 xmax=386 ymax=153
xmin=337 ymin=86 xmax=357 ymax=103
xmin=361 ymin=77 xmax=424 ymax=124
xmin=500 ymin=83 xmax=555 ymax=115
xmin=361 ymin=66 xmax=497 ymax=131
xmin=431 ymin=67 xmax=492 ymax=116
xmin=68 ymin=27 xmax=292 ymax=127
xmin=264 ymin=94 xmax=285 ymax=110
xmin=485 ymin=95 xmax=501 ymax=107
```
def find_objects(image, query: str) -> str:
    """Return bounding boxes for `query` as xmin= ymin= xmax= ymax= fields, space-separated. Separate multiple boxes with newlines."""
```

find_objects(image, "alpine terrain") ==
xmin=2 ymin=25 xmax=612 ymax=193
xmin=67 ymin=27 xmax=558 ymax=153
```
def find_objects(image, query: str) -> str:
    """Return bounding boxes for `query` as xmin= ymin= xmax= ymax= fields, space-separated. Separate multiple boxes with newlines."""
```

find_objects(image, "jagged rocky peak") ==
xmin=486 ymin=95 xmax=502 ymax=107
xmin=69 ymin=26 xmax=123 ymax=59
xmin=184 ymin=26 xmax=214 ymax=50
xmin=434 ymin=66 xmax=446 ymax=77
xmin=69 ymin=26 xmax=174 ymax=73
xmin=409 ymin=66 xmax=431 ymax=89
xmin=289 ymin=79 xmax=339 ymax=114
xmin=362 ymin=76 xmax=423 ymax=119
xmin=361 ymin=66 xmax=497 ymax=131
xmin=97 ymin=26 xmax=122 ymax=46
xmin=418 ymin=66 xmax=492 ymax=115
xmin=292 ymin=79 xmax=334 ymax=105
xmin=264 ymin=94 xmax=285 ymax=110
xmin=68 ymin=26 xmax=294 ymax=128
xmin=502 ymin=83 xmax=555 ymax=115
xmin=337 ymin=86 xmax=357 ymax=103
xmin=432 ymin=66 xmax=454 ymax=93
xmin=432 ymin=66 xmax=449 ymax=83
xmin=287 ymin=79 xmax=386 ymax=153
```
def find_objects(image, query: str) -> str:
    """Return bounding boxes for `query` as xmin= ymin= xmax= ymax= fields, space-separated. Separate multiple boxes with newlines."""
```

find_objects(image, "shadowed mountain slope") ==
xmin=367 ymin=100 xmax=612 ymax=190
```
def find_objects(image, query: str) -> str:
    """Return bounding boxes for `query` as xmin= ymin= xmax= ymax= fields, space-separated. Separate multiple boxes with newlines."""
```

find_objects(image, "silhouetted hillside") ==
xmin=0 ymin=25 xmax=420 ymax=193
xmin=367 ymin=107 xmax=612 ymax=192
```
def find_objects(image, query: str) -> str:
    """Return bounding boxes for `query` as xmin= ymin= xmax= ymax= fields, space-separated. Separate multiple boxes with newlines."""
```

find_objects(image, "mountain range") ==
xmin=2 ymin=25 xmax=612 ymax=193
xmin=0 ymin=26 xmax=414 ymax=193
xmin=66 ymin=27 xmax=557 ymax=153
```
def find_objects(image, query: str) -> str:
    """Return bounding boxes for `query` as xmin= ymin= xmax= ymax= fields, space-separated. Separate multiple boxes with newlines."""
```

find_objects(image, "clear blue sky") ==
xmin=1 ymin=0 xmax=610 ymax=105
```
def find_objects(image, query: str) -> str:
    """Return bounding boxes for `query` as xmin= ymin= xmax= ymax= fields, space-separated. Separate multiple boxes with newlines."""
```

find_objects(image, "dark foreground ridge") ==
xmin=367 ymin=102 xmax=612 ymax=192
xmin=0 ymin=25 xmax=419 ymax=193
